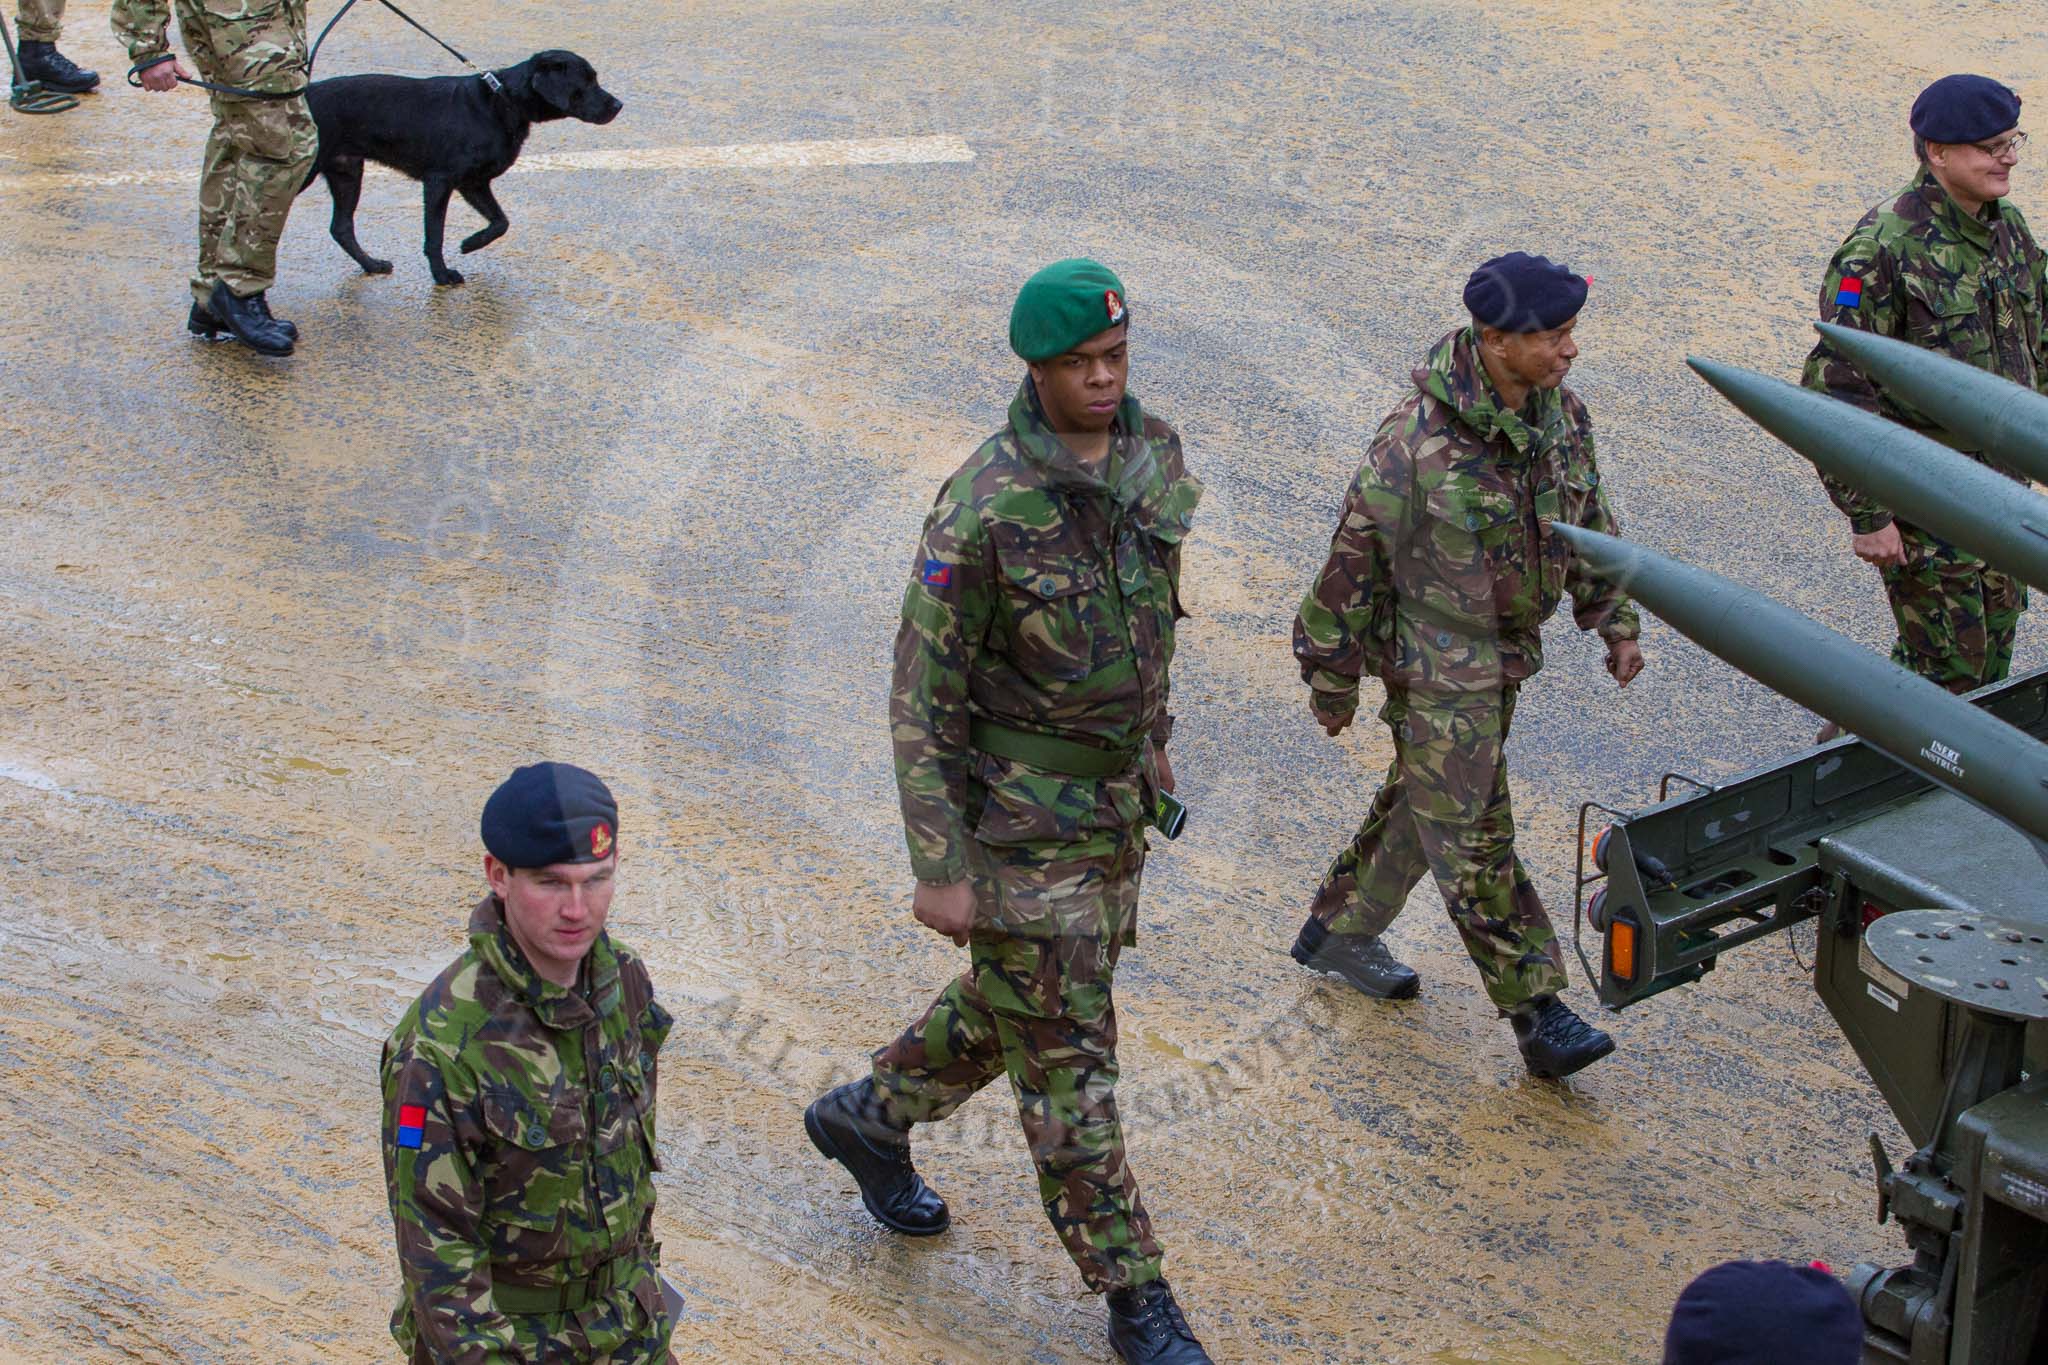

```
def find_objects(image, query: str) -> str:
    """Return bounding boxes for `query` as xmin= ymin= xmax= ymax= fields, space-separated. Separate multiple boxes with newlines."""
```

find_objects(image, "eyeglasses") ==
xmin=1972 ymin=131 xmax=2027 ymax=160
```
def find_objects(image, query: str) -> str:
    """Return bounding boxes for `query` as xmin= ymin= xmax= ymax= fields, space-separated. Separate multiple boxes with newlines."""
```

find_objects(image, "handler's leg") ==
xmin=207 ymin=93 xmax=317 ymax=305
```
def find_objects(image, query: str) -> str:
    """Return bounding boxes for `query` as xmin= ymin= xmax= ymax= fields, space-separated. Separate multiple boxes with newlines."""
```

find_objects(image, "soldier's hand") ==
xmin=1606 ymin=639 xmax=1644 ymax=688
xmin=911 ymin=879 xmax=975 ymax=947
xmin=1852 ymin=523 xmax=1908 ymax=569
xmin=138 ymin=58 xmax=192 ymax=92
xmin=1310 ymin=692 xmax=1354 ymax=737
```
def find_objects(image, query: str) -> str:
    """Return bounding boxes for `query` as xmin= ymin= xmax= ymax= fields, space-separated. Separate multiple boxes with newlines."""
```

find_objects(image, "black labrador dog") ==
xmin=302 ymin=50 xmax=621 ymax=286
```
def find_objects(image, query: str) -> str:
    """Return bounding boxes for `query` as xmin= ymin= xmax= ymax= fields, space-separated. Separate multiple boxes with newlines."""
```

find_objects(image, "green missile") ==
xmin=1814 ymin=322 xmax=2048 ymax=484
xmin=1550 ymin=523 xmax=2048 ymax=846
xmin=1688 ymin=357 xmax=2048 ymax=595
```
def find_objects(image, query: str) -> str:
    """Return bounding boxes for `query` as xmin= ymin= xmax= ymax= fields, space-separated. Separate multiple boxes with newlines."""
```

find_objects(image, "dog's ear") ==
xmin=529 ymin=52 xmax=577 ymax=113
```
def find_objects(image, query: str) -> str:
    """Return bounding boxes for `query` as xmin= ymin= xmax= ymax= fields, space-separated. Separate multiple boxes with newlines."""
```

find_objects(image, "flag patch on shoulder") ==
xmin=1835 ymin=276 xmax=1864 ymax=308
xmin=396 ymin=1103 xmax=426 ymax=1149
xmin=921 ymin=559 xmax=953 ymax=588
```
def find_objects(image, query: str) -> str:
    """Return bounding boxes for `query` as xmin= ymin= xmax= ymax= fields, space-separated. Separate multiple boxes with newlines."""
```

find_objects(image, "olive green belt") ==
xmin=970 ymin=718 xmax=1140 ymax=778
xmin=491 ymin=1247 xmax=643 ymax=1315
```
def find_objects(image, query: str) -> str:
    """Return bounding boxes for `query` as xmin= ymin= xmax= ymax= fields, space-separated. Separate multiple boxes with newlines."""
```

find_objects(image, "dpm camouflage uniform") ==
xmin=382 ymin=897 xmax=677 ymax=1364
xmin=1294 ymin=326 xmax=1639 ymax=1013
xmin=111 ymin=0 xmax=317 ymax=307
xmin=14 ymin=0 xmax=67 ymax=45
xmin=870 ymin=379 xmax=1201 ymax=1293
xmin=1802 ymin=168 xmax=2047 ymax=691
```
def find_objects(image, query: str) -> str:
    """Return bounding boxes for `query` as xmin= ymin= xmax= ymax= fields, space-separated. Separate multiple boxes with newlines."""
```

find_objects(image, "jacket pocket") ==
xmin=993 ymin=554 xmax=1112 ymax=682
xmin=1409 ymin=480 xmax=1522 ymax=626
xmin=1900 ymin=271 xmax=1982 ymax=353
xmin=478 ymin=1087 xmax=588 ymax=1250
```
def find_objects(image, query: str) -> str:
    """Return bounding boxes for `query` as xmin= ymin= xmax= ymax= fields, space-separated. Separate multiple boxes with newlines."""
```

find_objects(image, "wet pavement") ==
xmin=1 ymin=0 xmax=2042 ymax=1360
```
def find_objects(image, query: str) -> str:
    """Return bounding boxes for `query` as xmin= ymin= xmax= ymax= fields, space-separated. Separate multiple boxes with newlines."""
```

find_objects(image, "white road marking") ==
xmin=511 ymin=134 xmax=976 ymax=174
xmin=0 ymin=134 xmax=974 ymax=194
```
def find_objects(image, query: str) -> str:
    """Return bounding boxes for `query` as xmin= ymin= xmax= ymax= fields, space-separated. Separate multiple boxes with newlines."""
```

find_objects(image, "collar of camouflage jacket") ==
xmin=1009 ymin=380 xmax=1200 ymax=543
xmin=1414 ymin=326 xmax=1560 ymax=457
xmin=468 ymin=894 xmax=622 ymax=1029
xmin=1913 ymin=168 xmax=2000 ymax=248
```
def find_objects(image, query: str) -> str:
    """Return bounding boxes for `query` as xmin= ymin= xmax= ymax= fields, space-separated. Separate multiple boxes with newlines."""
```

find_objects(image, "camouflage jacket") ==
xmin=1801 ymin=169 xmax=2047 ymax=533
xmin=1294 ymin=327 xmax=1639 ymax=712
xmin=381 ymin=897 xmax=674 ymax=1364
xmin=110 ymin=0 xmax=308 ymax=86
xmin=893 ymin=380 xmax=1202 ymax=885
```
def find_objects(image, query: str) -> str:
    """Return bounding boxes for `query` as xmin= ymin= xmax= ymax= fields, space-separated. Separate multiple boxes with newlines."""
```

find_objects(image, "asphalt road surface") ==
xmin=1 ymin=1 xmax=2041 ymax=1360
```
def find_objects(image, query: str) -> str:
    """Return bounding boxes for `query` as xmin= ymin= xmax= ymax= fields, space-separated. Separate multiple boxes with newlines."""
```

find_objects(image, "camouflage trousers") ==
xmin=173 ymin=0 xmax=317 ymax=305
xmin=871 ymin=833 xmax=1163 ymax=1293
xmin=1311 ymin=684 xmax=1567 ymax=1012
xmin=1881 ymin=530 xmax=2026 ymax=693
xmin=13 ymin=0 xmax=63 ymax=44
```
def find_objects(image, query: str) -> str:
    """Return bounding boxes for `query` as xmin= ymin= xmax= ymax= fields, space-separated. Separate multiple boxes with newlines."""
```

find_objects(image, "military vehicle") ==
xmin=1560 ymin=327 xmax=2048 ymax=1365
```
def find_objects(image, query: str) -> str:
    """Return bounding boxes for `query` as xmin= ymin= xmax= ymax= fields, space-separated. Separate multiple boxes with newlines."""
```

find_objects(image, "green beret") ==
xmin=1009 ymin=258 xmax=1129 ymax=361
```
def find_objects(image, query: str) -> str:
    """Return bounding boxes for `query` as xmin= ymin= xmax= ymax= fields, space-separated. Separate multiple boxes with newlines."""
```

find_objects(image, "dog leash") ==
xmin=127 ymin=0 xmax=500 ymax=101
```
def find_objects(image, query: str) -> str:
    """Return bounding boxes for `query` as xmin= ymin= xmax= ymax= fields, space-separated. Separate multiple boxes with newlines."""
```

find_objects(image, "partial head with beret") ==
xmin=1010 ymin=258 xmax=1130 ymax=361
xmin=1662 ymin=1260 xmax=1862 ymax=1365
xmin=1911 ymin=74 xmax=2022 ymax=144
xmin=1464 ymin=252 xmax=1588 ymax=334
xmin=481 ymin=762 xmax=619 ymax=870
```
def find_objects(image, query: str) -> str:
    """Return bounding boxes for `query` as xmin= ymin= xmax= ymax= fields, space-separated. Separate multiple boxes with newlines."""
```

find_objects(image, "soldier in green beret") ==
xmin=381 ymin=763 xmax=678 ymax=1364
xmin=804 ymin=259 xmax=1213 ymax=1364
xmin=1803 ymin=75 xmax=2042 ymax=725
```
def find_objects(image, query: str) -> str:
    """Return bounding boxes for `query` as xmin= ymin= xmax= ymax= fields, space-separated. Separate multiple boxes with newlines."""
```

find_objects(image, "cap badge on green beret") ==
xmin=1105 ymin=289 xmax=1127 ymax=325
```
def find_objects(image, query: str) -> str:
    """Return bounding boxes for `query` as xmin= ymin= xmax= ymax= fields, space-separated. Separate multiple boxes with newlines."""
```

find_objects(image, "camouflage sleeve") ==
xmin=2021 ymin=211 xmax=2048 ymax=397
xmin=891 ymin=485 xmax=992 ymax=884
xmin=1292 ymin=427 xmax=1403 ymax=722
xmin=382 ymin=1039 xmax=521 ymax=1365
xmin=108 ymin=0 xmax=173 ymax=64
xmin=1799 ymin=227 xmax=1901 ymax=533
xmin=1563 ymin=413 xmax=1641 ymax=642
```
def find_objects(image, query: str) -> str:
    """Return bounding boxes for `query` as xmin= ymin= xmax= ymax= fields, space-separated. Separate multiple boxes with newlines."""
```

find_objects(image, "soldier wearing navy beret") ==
xmin=1803 ymin=75 xmax=2042 ymax=726
xmin=381 ymin=763 xmax=680 ymax=1364
xmin=1290 ymin=251 xmax=1643 ymax=1079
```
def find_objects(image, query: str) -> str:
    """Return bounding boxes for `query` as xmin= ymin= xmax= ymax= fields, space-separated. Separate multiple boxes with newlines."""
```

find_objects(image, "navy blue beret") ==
xmin=1911 ymin=74 xmax=2021 ymax=144
xmin=481 ymin=762 xmax=618 ymax=869
xmin=1464 ymin=252 xmax=1588 ymax=332
xmin=1663 ymin=1261 xmax=1862 ymax=1365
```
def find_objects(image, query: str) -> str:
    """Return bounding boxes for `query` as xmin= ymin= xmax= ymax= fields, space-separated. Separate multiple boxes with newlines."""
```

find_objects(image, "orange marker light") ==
xmin=1608 ymin=918 xmax=1638 ymax=983
xmin=1590 ymin=825 xmax=1615 ymax=872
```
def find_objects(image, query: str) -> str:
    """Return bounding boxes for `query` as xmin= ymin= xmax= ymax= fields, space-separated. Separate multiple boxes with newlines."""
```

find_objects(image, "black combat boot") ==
xmin=1289 ymin=916 xmax=1421 ymax=999
xmin=1107 ymin=1279 xmax=1213 ymax=1364
xmin=804 ymin=1078 xmax=949 ymax=1236
xmin=1511 ymin=995 xmax=1615 ymax=1079
xmin=189 ymin=293 xmax=299 ymax=343
xmin=204 ymin=281 xmax=293 ymax=356
xmin=17 ymin=41 xmax=99 ymax=93
xmin=252 ymin=292 xmax=298 ymax=340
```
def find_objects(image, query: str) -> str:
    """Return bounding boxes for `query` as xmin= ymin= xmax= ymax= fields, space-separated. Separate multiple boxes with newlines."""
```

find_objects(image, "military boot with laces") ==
xmin=1511 ymin=995 xmax=1615 ymax=1078
xmin=804 ymin=1077 xmax=949 ymax=1235
xmin=1289 ymin=916 xmax=1421 ymax=999
xmin=1107 ymin=1279 xmax=1213 ymax=1364
xmin=204 ymin=281 xmax=294 ymax=356
xmin=189 ymin=291 xmax=299 ymax=343
xmin=18 ymin=41 xmax=99 ymax=93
